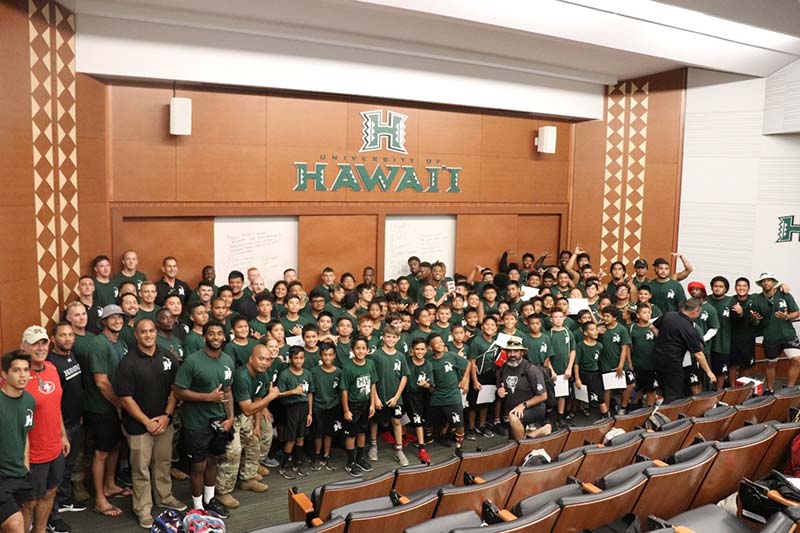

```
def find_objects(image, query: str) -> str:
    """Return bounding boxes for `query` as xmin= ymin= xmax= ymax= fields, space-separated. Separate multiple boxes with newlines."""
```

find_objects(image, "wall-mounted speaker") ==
xmin=170 ymin=97 xmax=192 ymax=135
xmin=535 ymin=125 xmax=557 ymax=154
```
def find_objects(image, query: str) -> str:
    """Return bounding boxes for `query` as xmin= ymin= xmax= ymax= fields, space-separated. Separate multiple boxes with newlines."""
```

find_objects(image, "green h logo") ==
xmin=360 ymin=110 xmax=408 ymax=154
xmin=777 ymin=215 xmax=800 ymax=242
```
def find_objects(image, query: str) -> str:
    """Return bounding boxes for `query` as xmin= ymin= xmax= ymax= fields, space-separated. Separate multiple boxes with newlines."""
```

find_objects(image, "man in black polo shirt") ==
xmin=496 ymin=336 xmax=551 ymax=441
xmin=114 ymin=319 xmax=186 ymax=529
xmin=155 ymin=257 xmax=191 ymax=306
xmin=46 ymin=322 xmax=86 ymax=518
xmin=653 ymin=298 xmax=716 ymax=403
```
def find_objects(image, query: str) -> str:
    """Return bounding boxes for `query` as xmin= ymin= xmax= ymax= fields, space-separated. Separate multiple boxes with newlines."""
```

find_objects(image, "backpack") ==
xmin=739 ymin=470 xmax=800 ymax=524
xmin=644 ymin=411 xmax=671 ymax=431
xmin=150 ymin=509 xmax=184 ymax=533
xmin=183 ymin=509 xmax=225 ymax=533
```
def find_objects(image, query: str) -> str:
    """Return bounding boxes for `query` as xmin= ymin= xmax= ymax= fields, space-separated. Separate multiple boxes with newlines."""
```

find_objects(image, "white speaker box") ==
xmin=170 ymin=97 xmax=192 ymax=135
xmin=535 ymin=125 xmax=557 ymax=154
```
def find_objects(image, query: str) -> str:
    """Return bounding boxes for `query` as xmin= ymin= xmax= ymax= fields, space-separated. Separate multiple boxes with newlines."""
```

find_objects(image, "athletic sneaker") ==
xmin=368 ymin=444 xmax=379 ymax=461
xmin=278 ymin=465 xmax=296 ymax=480
xmin=46 ymin=518 xmax=72 ymax=533
xmin=323 ymin=457 xmax=337 ymax=471
xmin=260 ymin=456 xmax=280 ymax=468
xmin=394 ymin=448 xmax=409 ymax=466
xmin=465 ymin=427 xmax=478 ymax=441
xmin=310 ymin=458 xmax=323 ymax=471
xmin=345 ymin=462 xmax=363 ymax=477
xmin=58 ymin=499 xmax=87 ymax=513
xmin=292 ymin=464 xmax=309 ymax=477
xmin=477 ymin=425 xmax=495 ymax=438
xmin=492 ymin=422 xmax=507 ymax=436
xmin=418 ymin=447 xmax=431 ymax=463
xmin=204 ymin=497 xmax=230 ymax=519
xmin=356 ymin=457 xmax=374 ymax=472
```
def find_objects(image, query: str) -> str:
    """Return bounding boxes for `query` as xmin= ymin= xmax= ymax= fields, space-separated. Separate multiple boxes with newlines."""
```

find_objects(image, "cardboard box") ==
xmin=736 ymin=377 xmax=764 ymax=397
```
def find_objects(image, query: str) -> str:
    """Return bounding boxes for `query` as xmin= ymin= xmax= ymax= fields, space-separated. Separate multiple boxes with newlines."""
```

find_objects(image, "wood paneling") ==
xmin=115 ymin=218 xmax=214 ymax=288
xmin=571 ymin=119 xmax=605 ymax=263
xmin=176 ymin=88 xmax=267 ymax=146
xmin=517 ymin=215 xmax=562 ymax=259
xmin=111 ymin=140 xmax=177 ymax=201
xmin=298 ymin=215 xmax=378 ymax=289
xmin=0 ymin=278 xmax=40 ymax=351
xmin=177 ymin=143 xmax=267 ymax=201
xmin=0 ymin=207 xmax=38 ymax=284
xmin=0 ymin=1 xmax=29 ymax=57
xmin=78 ymin=202 xmax=111 ymax=275
xmin=267 ymin=97 xmax=348 ymax=149
xmin=456 ymin=215 xmax=519 ymax=274
xmin=419 ymin=109 xmax=482 ymax=155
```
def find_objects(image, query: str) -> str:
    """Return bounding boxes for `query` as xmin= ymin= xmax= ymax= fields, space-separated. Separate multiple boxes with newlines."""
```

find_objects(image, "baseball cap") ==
xmin=100 ymin=304 xmax=125 ymax=319
xmin=755 ymin=272 xmax=779 ymax=286
xmin=687 ymin=281 xmax=706 ymax=295
xmin=21 ymin=325 xmax=48 ymax=344
xmin=634 ymin=259 xmax=647 ymax=269
xmin=653 ymin=257 xmax=669 ymax=267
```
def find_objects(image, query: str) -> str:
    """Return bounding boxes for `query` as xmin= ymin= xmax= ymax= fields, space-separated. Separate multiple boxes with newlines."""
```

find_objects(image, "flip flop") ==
xmin=106 ymin=488 xmax=133 ymax=498
xmin=93 ymin=504 xmax=123 ymax=517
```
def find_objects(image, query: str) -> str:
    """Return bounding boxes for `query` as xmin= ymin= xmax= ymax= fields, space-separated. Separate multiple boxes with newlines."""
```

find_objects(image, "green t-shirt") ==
xmin=310 ymin=365 xmax=342 ymax=411
xmin=694 ymin=302 xmax=720 ymax=356
xmin=249 ymin=318 xmax=271 ymax=338
xmin=280 ymin=315 xmax=313 ymax=337
xmin=406 ymin=358 xmax=435 ymax=393
xmin=223 ymin=338 xmax=259 ymax=368
xmin=183 ymin=330 xmax=206 ymax=358
xmin=0 ymin=390 xmax=35 ymax=477
xmin=277 ymin=367 xmax=314 ymax=406
xmin=135 ymin=306 xmax=160 ymax=325
xmin=340 ymin=359 xmax=378 ymax=404
xmin=334 ymin=339 xmax=352 ymax=369
xmin=629 ymin=323 xmax=656 ymax=371
xmin=323 ymin=303 xmax=346 ymax=329
xmin=707 ymin=295 xmax=733 ymax=355
xmin=174 ymin=350 xmax=235 ymax=430
xmin=751 ymin=291 xmax=799 ymax=343
xmin=93 ymin=278 xmax=118 ymax=307
xmin=232 ymin=365 xmax=269 ymax=415
xmin=524 ymin=333 xmax=553 ymax=366
xmin=85 ymin=333 xmax=128 ymax=414
xmin=431 ymin=322 xmax=453 ymax=343
xmin=429 ymin=352 xmax=467 ymax=407
xmin=156 ymin=334 xmax=185 ymax=362
xmin=372 ymin=348 xmax=410 ymax=404
xmin=111 ymin=271 xmax=147 ymax=293
xmin=303 ymin=349 xmax=321 ymax=370
xmin=446 ymin=341 xmax=468 ymax=359
xmin=467 ymin=334 xmax=499 ymax=377
xmin=118 ymin=324 xmax=136 ymax=354
xmin=575 ymin=340 xmax=602 ymax=373
xmin=549 ymin=328 xmax=575 ymax=374
xmin=599 ymin=323 xmax=631 ymax=372
xmin=649 ymin=278 xmax=686 ymax=313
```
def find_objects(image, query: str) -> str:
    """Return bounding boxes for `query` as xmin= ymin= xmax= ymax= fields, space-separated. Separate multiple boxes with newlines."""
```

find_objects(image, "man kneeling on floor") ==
xmin=496 ymin=336 xmax=551 ymax=441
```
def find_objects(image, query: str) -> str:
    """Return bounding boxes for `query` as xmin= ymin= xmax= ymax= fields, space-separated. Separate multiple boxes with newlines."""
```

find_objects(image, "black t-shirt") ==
xmin=46 ymin=350 xmax=83 ymax=427
xmin=237 ymin=297 xmax=258 ymax=321
xmin=652 ymin=311 xmax=704 ymax=368
xmin=81 ymin=302 xmax=104 ymax=334
xmin=497 ymin=360 xmax=547 ymax=413
xmin=155 ymin=278 xmax=192 ymax=306
xmin=113 ymin=345 xmax=179 ymax=435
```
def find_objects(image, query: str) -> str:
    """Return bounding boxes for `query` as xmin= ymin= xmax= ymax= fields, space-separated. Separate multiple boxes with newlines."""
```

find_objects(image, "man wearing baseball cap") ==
xmin=19 ymin=326 xmax=71 ymax=533
xmin=496 ymin=336 xmax=551 ymax=441
xmin=632 ymin=259 xmax=649 ymax=290
xmin=750 ymin=273 xmax=800 ymax=393
xmin=83 ymin=305 xmax=129 ymax=518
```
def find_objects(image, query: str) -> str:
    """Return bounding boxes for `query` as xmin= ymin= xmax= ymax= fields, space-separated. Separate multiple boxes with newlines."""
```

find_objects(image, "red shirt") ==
xmin=26 ymin=361 xmax=63 ymax=464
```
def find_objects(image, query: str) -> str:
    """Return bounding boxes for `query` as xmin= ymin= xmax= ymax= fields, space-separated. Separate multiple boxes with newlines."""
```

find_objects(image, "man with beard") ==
xmin=173 ymin=321 xmax=235 ymax=518
xmin=751 ymin=273 xmax=800 ymax=392
xmin=46 ymin=323 xmax=85 ymax=521
xmin=496 ymin=337 xmax=550 ymax=441
xmin=649 ymin=257 xmax=687 ymax=313
xmin=155 ymin=309 xmax=184 ymax=363
xmin=729 ymin=277 xmax=757 ymax=384
xmin=84 ymin=305 xmax=129 ymax=518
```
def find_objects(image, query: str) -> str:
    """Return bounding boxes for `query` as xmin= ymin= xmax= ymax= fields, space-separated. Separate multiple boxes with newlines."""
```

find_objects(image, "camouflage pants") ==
xmin=259 ymin=415 xmax=274 ymax=459
xmin=216 ymin=414 xmax=260 ymax=494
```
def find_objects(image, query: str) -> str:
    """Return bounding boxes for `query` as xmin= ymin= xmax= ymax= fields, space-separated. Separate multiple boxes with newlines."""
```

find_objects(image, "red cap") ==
xmin=687 ymin=281 xmax=706 ymax=295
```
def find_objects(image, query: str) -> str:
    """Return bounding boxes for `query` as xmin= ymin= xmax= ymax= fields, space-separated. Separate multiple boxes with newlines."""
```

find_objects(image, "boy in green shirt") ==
xmin=466 ymin=316 xmax=499 ymax=438
xmin=431 ymin=304 xmax=454 ymax=343
xmin=447 ymin=324 xmax=468 ymax=358
xmin=248 ymin=293 xmax=275 ymax=339
xmin=573 ymin=322 xmax=608 ymax=418
xmin=184 ymin=303 xmax=209 ymax=356
xmin=629 ymin=303 xmax=657 ymax=407
xmin=404 ymin=338 xmax=433 ymax=464
xmin=301 ymin=324 xmax=321 ymax=370
xmin=276 ymin=347 xmax=314 ymax=479
xmin=427 ymin=333 xmax=469 ymax=451
xmin=224 ymin=316 xmax=258 ymax=368
xmin=524 ymin=315 xmax=553 ymax=367
xmin=340 ymin=337 xmax=378 ymax=477
xmin=309 ymin=343 xmax=342 ymax=472
xmin=548 ymin=309 xmax=575 ymax=425
xmin=334 ymin=317 xmax=354 ymax=369
xmin=368 ymin=328 xmax=410 ymax=466
xmin=599 ymin=306 xmax=633 ymax=413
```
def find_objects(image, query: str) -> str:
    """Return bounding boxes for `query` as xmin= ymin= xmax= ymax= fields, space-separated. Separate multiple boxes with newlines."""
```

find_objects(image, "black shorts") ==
xmin=684 ymin=360 xmax=704 ymax=390
xmin=730 ymin=337 xmax=755 ymax=369
xmin=635 ymin=369 xmax=657 ymax=393
xmin=311 ymin=406 xmax=342 ymax=438
xmin=764 ymin=337 xmax=800 ymax=360
xmin=372 ymin=404 xmax=404 ymax=425
xmin=711 ymin=352 xmax=730 ymax=376
xmin=183 ymin=426 xmax=229 ymax=463
xmin=29 ymin=455 xmax=65 ymax=498
xmin=86 ymin=412 xmax=122 ymax=452
xmin=343 ymin=402 xmax=370 ymax=437
xmin=284 ymin=403 xmax=309 ymax=442
xmin=0 ymin=476 xmax=33 ymax=525
xmin=403 ymin=391 xmax=430 ymax=427
xmin=467 ymin=373 xmax=496 ymax=408
xmin=582 ymin=370 xmax=604 ymax=407
xmin=429 ymin=404 xmax=465 ymax=429
xmin=271 ymin=401 xmax=287 ymax=426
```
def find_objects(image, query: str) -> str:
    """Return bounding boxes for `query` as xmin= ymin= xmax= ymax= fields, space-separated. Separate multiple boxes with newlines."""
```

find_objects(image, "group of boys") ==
xmin=1 ymin=246 xmax=798 ymax=531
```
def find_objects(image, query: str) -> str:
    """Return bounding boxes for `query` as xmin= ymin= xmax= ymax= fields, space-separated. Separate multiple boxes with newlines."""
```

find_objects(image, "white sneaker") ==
xmin=368 ymin=444 xmax=378 ymax=461
xmin=394 ymin=448 xmax=409 ymax=466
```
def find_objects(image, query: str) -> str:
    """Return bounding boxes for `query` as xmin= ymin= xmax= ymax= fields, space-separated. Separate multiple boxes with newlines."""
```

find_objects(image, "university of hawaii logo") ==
xmin=777 ymin=215 xmax=800 ymax=243
xmin=360 ymin=110 xmax=408 ymax=154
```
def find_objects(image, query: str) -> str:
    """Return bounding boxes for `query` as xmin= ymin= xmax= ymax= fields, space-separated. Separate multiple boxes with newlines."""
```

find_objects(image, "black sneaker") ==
xmin=47 ymin=517 xmax=72 ymax=533
xmin=310 ymin=459 xmax=323 ymax=471
xmin=492 ymin=423 xmax=507 ymax=437
xmin=465 ymin=427 xmax=478 ymax=441
xmin=477 ymin=425 xmax=494 ymax=438
xmin=323 ymin=457 xmax=337 ymax=471
xmin=292 ymin=464 xmax=309 ymax=477
xmin=345 ymin=462 xmax=363 ymax=477
xmin=278 ymin=465 xmax=296 ymax=480
xmin=356 ymin=457 xmax=374 ymax=472
xmin=204 ymin=497 xmax=230 ymax=519
xmin=58 ymin=499 xmax=87 ymax=513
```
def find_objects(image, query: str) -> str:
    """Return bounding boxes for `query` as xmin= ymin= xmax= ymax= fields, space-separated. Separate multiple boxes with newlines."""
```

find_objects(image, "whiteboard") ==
xmin=384 ymin=215 xmax=456 ymax=280
xmin=213 ymin=217 xmax=298 ymax=288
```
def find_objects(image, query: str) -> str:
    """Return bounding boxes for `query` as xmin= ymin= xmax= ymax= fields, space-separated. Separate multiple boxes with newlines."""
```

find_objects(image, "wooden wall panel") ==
xmin=517 ymin=215 xmax=562 ymax=260
xmin=456 ymin=215 xmax=519 ymax=274
xmin=115 ymin=218 xmax=214 ymax=288
xmin=298 ymin=215 xmax=378 ymax=289
xmin=571 ymin=119 xmax=606 ymax=264
xmin=0 ymin=278 xmax=40 ymax=352
xmin=177 ymin=144 xmax=267 ymax=201
xmin=419 ymin=109 xmax=482 ymax=155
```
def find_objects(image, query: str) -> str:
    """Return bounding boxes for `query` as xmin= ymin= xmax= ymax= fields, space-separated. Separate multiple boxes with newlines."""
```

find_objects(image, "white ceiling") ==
xmin=62 ymin=0 xmax=800 ymax=86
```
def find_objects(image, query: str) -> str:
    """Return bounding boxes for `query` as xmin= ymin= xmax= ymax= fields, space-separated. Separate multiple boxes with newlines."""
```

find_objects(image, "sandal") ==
xmin=93 ymin=504 xmax=123 ymax=517
xmin=105 ymin=488 xmax=132 ymax=498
